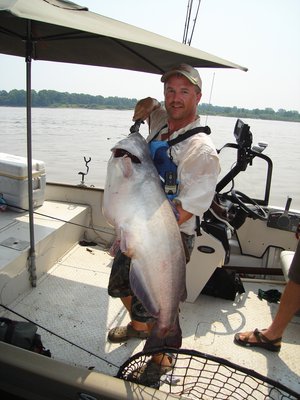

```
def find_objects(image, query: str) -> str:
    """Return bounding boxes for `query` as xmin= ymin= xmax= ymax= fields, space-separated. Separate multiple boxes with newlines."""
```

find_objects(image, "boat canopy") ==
xmin=0 ymin=0 xmax=247 ymax=287
xmin=0 ymin=0 xmax=247 ymax=73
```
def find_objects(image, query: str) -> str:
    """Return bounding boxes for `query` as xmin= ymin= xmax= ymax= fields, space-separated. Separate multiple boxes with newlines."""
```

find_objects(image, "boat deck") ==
xmin=1 ymin=242 xmax=299 ymax=397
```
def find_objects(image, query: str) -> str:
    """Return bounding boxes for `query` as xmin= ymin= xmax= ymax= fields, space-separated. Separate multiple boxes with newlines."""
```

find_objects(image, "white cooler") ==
xmin=0 ymin=153 xmax=46 ymax=212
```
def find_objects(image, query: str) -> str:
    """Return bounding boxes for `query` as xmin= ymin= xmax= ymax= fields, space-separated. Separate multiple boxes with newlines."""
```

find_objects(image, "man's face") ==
xmin=164 ymin=74 xmax=201 ymax=123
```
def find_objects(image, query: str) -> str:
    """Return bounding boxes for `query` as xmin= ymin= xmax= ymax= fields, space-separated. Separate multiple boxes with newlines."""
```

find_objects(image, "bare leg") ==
xmin=118 ymin=296 xmax=173 ymax=368
xmin=121 ymin=295 xmax=152 ymax=332
xmin=260 ymin=280 xmax=300 ymax=339
xmin=151 ymin=352 xmax=174 ymax=367
xmin=237 ymin=279 xmax=300 ymax=343
xmin=120 ymin=295 xmax=132 ymax=312
xmin=121 ymin=297 xmax=171 ymax=365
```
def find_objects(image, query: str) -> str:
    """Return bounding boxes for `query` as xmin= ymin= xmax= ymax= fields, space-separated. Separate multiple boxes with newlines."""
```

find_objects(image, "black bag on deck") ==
xmin=201 ymin=268 xmax=245 ymax=300
xmin=0 ymin=317 xmax=51 ymax=357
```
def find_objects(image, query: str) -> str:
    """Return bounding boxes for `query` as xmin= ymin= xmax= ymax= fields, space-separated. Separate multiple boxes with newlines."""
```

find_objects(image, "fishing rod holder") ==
xmin=78 ymin=156 xmax=91 ymax=186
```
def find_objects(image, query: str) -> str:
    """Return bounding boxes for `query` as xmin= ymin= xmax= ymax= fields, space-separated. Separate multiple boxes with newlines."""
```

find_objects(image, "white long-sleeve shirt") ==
xmin=147 ymin=106 xmax=220 ymax=235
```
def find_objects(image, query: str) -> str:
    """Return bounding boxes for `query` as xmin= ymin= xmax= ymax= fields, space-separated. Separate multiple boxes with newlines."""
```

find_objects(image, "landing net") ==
xmin=117 ymin=348 xmax=299 ymax=400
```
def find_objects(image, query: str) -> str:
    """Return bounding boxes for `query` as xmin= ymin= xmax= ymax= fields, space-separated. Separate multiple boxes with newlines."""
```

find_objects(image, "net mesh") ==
xmin=117 ymin=348 xmax=299 ymax=400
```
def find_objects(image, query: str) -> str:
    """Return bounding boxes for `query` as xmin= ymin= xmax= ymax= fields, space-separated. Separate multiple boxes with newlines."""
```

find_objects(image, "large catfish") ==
xmin=103 ymin=131 xmax=187 ymax=351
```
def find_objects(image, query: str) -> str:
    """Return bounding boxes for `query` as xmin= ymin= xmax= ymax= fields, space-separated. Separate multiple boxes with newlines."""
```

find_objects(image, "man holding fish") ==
xmin=104 ymin=64 xmax=220 ymax=385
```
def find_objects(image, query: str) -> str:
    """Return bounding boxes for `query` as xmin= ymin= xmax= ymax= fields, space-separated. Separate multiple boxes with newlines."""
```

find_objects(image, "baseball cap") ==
xmin=161 ymin=64 xmax=202 ymax=91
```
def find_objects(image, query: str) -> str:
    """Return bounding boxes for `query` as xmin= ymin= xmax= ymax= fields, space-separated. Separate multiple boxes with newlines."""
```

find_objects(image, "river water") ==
xmin=0 ymin=107 xmax=299 ymax=210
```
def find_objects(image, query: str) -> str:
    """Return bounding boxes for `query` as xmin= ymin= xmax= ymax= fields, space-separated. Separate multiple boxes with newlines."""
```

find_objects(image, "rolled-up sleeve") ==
xmin=175 ymin=137 xmax=220 ymax=218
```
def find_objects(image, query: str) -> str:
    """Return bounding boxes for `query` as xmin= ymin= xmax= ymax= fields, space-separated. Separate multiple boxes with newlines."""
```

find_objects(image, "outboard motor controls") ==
xmin=267 ymin=196 xmax=300 ymax=233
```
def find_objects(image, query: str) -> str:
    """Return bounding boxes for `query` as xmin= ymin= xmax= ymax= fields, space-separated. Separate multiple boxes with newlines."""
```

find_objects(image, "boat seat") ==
xmin=280 ymin=250 xmax=295 ymax=281
xmin=185 ymin=230 xmax=225 ymax=303
xmin=201 ymin=220 xmax=230 ymax=264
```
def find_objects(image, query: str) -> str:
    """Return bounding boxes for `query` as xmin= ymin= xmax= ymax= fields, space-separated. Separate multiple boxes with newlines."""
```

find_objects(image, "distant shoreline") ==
xmin=1 ymin=89 xmax=299 ymax=123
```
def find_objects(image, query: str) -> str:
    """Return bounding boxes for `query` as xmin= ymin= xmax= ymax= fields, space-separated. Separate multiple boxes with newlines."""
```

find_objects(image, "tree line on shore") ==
xmin=0 ymin=89 xmax=299 ymax=122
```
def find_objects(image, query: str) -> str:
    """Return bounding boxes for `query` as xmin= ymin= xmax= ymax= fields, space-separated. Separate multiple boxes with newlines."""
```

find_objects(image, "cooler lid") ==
xmin=0 ymin=153 xmax=45 ymax=179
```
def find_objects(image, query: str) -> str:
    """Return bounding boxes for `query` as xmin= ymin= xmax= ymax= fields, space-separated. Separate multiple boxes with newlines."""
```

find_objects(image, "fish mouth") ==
xmin=113 ymin=148 xmax=141 ymax=164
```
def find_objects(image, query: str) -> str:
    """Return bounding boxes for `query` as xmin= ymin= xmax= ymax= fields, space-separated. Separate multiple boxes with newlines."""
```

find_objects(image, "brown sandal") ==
xmin=108 ymin=323 xmax=149 ymax=343
xmin=234 ymin=328 xmax=282 ymax=352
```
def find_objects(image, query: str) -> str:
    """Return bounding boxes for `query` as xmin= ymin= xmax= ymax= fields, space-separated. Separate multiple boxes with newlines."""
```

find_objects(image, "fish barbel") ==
xmin=103 ymin=132 xmax=187 ymax=350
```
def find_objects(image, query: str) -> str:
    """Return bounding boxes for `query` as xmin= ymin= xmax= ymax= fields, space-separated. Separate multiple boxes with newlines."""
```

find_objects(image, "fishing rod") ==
xmin=182 ymin=0 xmax=216 ymax=125
xmin=182 ymin=0 xmax=201 ymax=46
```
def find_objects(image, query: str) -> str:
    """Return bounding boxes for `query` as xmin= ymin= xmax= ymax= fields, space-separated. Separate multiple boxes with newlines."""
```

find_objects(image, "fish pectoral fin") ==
xmin=119 ymin=228 xmax=127 ymax=254
xmin=109 ymin=238 xmax=120 ymax=257
xmin=119 ymin=227 xmax=134 ymax=258
xmin=129 ymin=261 xmax=159 ymax=318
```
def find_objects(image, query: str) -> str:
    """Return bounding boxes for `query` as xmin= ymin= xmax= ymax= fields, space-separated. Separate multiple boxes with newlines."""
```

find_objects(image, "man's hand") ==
xmin=172 ymin=199 xmax=193 ymax=225
xmin=133 ymin=97 xmax=160 ymax=121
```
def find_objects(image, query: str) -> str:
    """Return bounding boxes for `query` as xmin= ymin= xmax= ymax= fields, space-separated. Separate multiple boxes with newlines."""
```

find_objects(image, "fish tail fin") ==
xmin=143 ymin=317 xmax=182 ymax=352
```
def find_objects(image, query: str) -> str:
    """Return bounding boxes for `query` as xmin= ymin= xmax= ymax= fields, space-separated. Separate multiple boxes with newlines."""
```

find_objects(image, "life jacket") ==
xmin=149 ymin=125 xmax=211 ymax=199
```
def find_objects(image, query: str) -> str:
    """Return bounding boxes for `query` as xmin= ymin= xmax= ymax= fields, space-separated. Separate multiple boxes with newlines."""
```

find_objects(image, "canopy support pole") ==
xmin=26 ymin=20 xmax=37 ymax=287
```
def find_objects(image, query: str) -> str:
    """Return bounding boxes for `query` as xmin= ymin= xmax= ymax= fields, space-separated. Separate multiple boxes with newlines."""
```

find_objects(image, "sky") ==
xmin=1 ymin=0 xmax=300 ymax=112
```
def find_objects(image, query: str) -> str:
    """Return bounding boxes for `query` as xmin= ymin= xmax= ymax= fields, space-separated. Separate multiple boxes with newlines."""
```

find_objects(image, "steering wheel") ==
xmin=231 ymin=190 xmax=268 ymax=221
